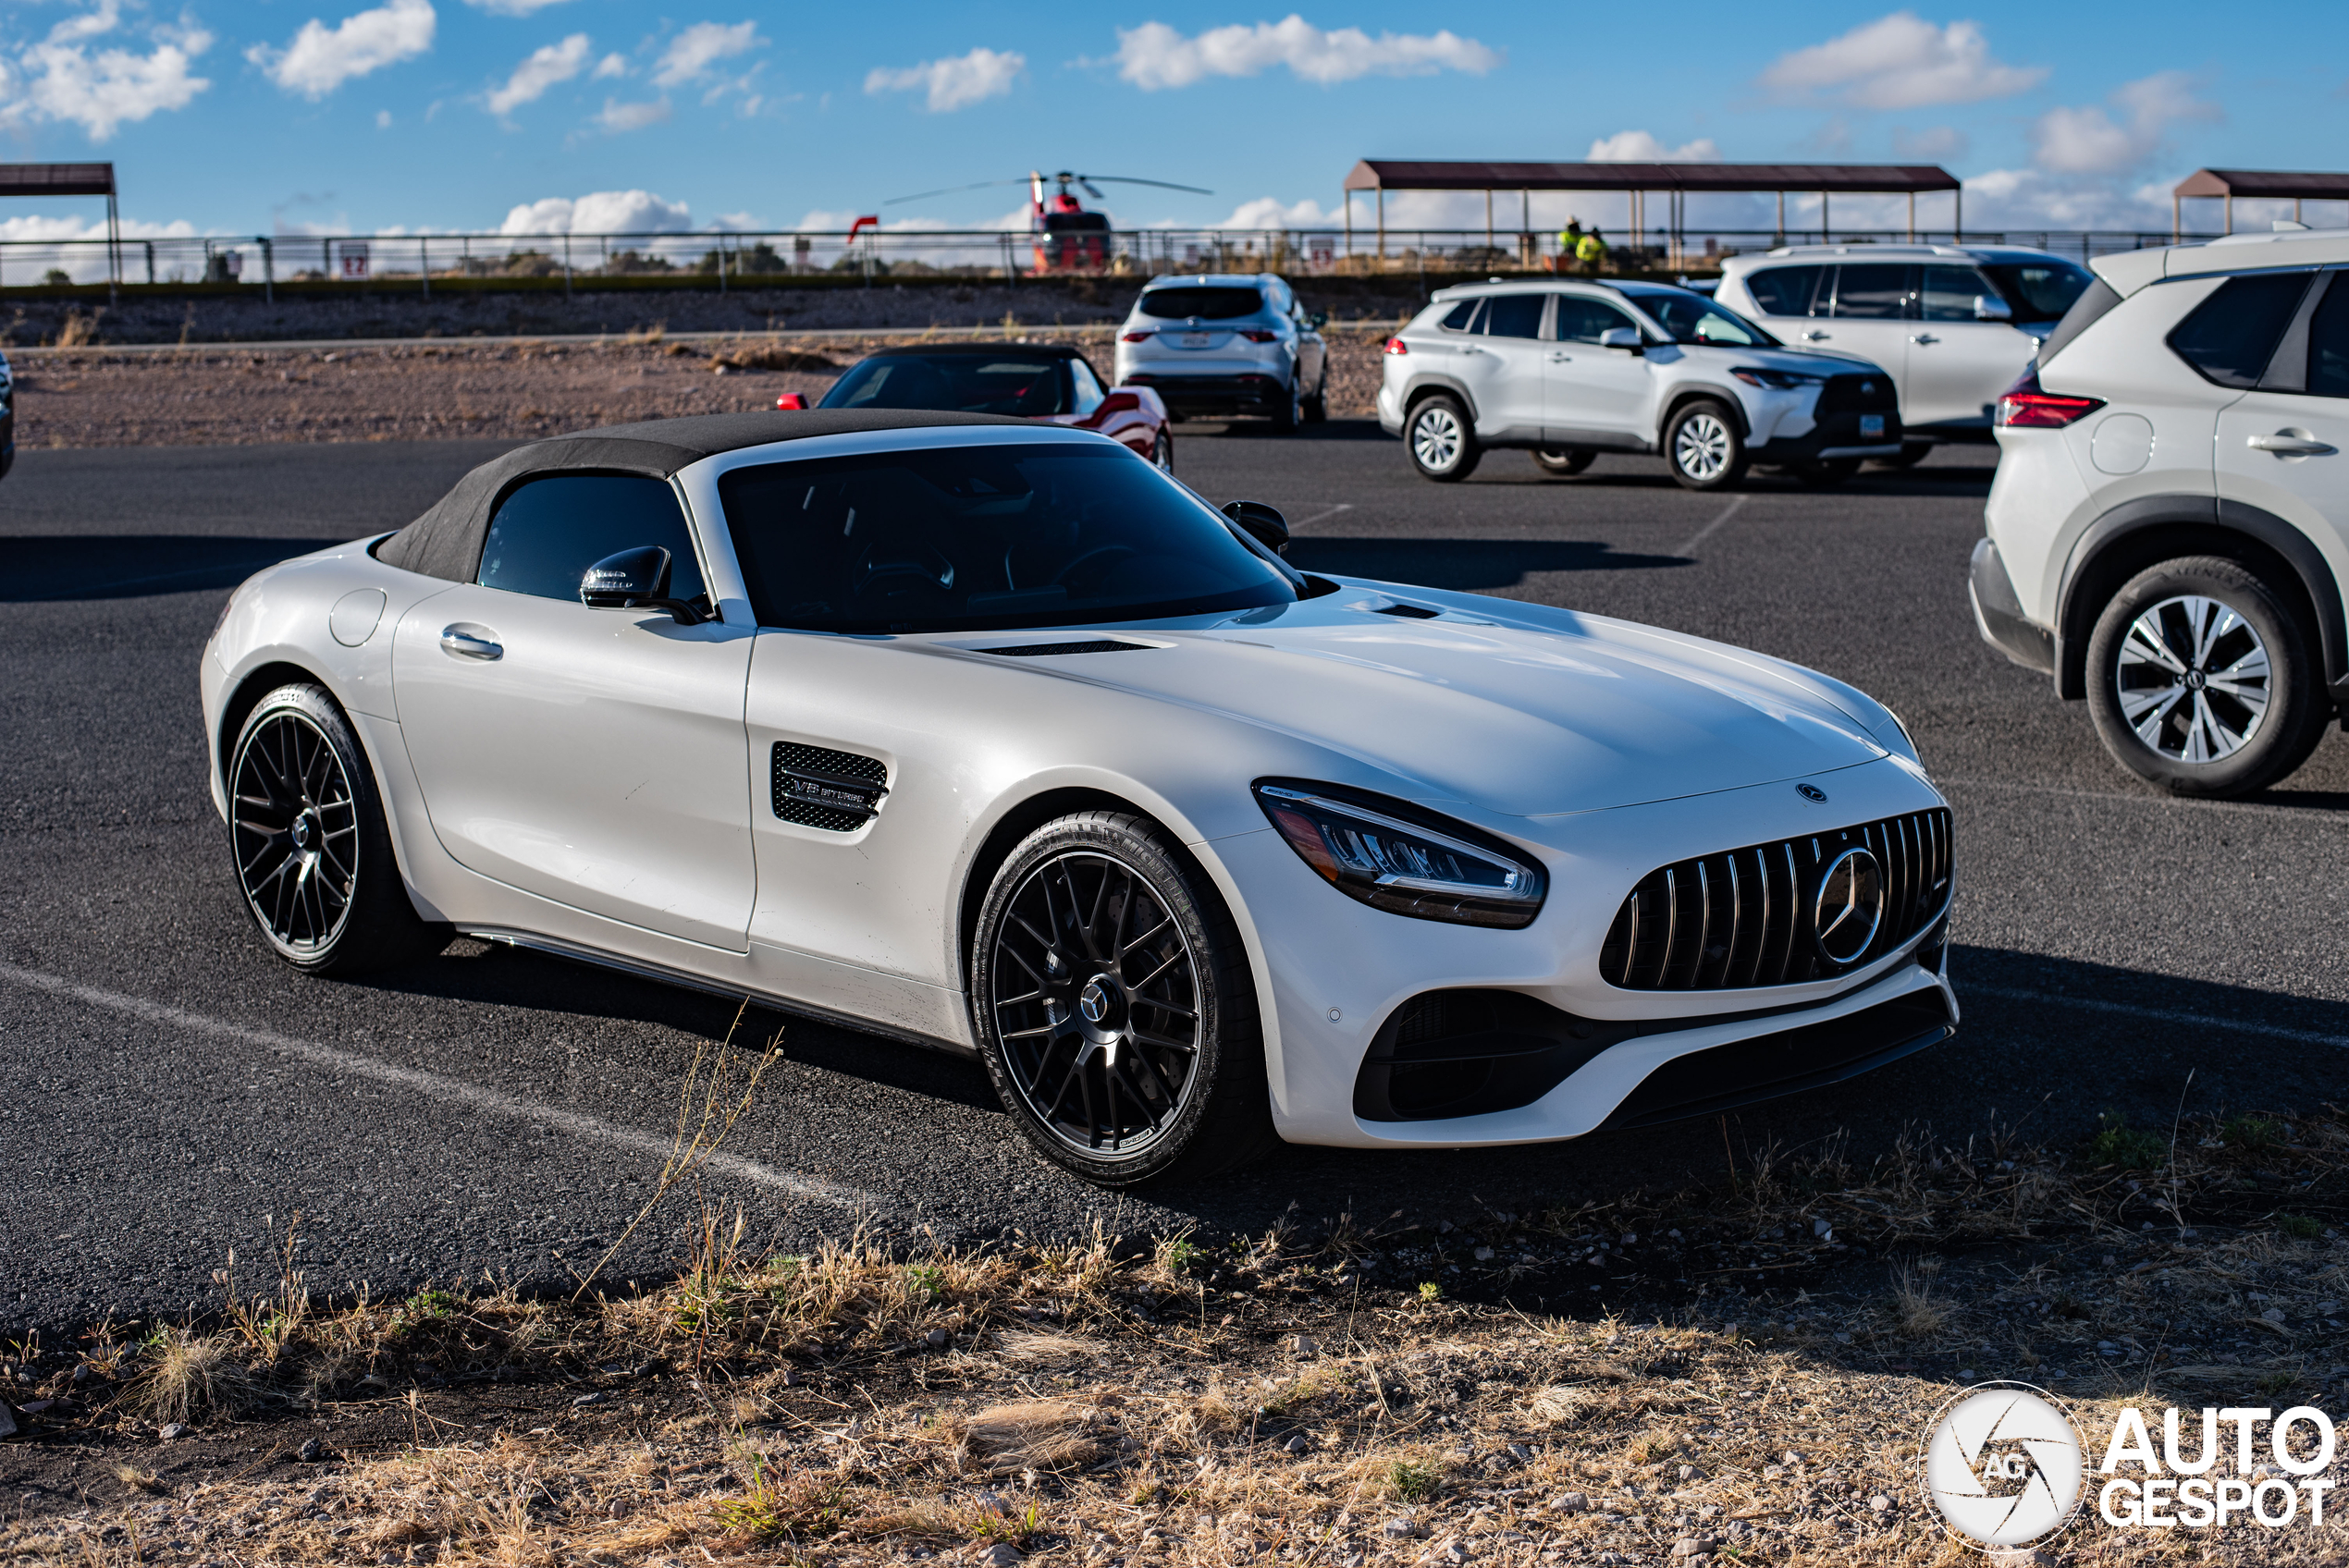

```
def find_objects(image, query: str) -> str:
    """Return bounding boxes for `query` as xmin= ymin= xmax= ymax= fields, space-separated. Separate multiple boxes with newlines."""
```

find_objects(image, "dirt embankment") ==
xmin=9 ymin=331 xmax=1397 ymax=450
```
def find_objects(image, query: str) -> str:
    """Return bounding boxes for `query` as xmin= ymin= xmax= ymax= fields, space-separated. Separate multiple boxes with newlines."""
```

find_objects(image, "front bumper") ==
xmin=1968 ymin=537 xmax=2055 ymax=675
xmin=1751 ymin=407 xmax=1904 ymax=465
xmin=1209 ymin=755 xmax=1956 ymax=1147
xmin=1123 ymin=373 xmax=1290 ymax=419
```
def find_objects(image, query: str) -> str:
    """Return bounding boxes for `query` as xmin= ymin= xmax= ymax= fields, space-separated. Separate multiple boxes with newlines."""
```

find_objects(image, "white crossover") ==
xmin=202 ymin=410 xmax=1958 ymax=1186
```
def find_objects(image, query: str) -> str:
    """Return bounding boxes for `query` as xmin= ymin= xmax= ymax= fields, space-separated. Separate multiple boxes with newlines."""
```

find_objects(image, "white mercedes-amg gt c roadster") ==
xmin=201 ymin=410 xmax=1957 ymax=1185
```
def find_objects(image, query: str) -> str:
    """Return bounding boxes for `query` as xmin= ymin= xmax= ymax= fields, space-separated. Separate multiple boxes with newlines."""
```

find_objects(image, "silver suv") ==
xmin=1378 ymin=280 xmax=1901 ymax=490
xmin=1113 ymin=274 xmax=1328 ymax=430
xmin=1973 ymin=227 xmax=2349 ymax=797
xmin=1716 ymin=243 xmax=2096 ymax=461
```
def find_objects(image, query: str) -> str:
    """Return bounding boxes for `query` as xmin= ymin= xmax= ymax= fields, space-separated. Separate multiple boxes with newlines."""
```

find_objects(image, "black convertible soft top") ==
xmin=375 ymin=409 xmax=1027 ymax=582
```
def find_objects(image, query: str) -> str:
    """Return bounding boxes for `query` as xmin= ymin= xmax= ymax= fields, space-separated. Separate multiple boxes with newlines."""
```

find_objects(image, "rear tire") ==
xmin=971 ymin=811 xmax=1278 ymax=1187
xmin=2085 ymin=556 xmax=2331 ymax=799
xmin=227 ymin=682 xmax=443 ymax=974
xmin=1302 ymin=372 xmax=1328 ymax=424
xmin=1664 ymin=400 xmax=1746 ymax=492
xmin=1271 ymin=377 xmax=1303 ymax=433
xmin=1532 ymin=447 xmax=1595 ymax=476
xmin=1406 ymin=395 xmax=1481 ymax=482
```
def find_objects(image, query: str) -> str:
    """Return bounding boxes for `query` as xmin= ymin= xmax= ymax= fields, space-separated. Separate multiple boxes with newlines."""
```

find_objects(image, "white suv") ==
xmin=1378 ymin=279 xmax=1901 ymax=490
xmin=1717 ymin=244 xmax=2096 ymax=462
xmin=1973 ymin=227 xmax=2349 ymax=796
xmin=1113 ymin=273 xmax=1328 ymax=430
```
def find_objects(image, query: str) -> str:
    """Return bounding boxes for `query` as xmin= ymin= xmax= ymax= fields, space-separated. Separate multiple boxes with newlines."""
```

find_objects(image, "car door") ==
xmin=390 ymin=472 xmax=756 ymax=950
xmin=2217 ymin=269 xmax=2349 ymax=582
xmin=1447 ymin=292 xmax=1548 ymax=440
xmin=1797 ymin=264 xmax=1913 ymax=417
xmin=1543 ymin=292 xmax=1655 ymax=446
xmin=1909 ymin=263 xmax=2037 ymax=430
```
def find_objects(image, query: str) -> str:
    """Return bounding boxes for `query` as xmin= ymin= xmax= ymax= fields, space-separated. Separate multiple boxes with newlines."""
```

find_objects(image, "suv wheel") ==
xmin=1665 ymin=400 xmax=1746 ymax=491
xmin=1271 ymin=377 xmax=1303 ymax=434
xmin=1532 ymin=447 xmax=1595 ymax=476
xmin=1302 ymin=372 xmax=1329 ymax=424
xmin=1406 ymin=395 xmax=1481 ymax=482
xmin=2085 ymin=556 xmax=2331 ymax=798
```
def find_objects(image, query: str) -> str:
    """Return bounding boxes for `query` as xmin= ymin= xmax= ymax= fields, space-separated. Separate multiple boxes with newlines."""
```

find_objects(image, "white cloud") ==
xmin=865 ymin=45 xmax=1023 ymax=112
xmin=652 ymin=20 xmax=760 ymax=88
xmin=1960 ymin=166 xmax=2170 ymax=228
xmin=2031 ymin=70 xmax=2219 ymax=175
xmin=375 ymin=106 xmax=391 ymax=127
xmin=1759 ymin=12 xmax=2045 ymax=110
xmin=1587 ymin=129 xmax=1720 ymax=162
xmin=595 ymin=95 xmax=669 ymax=131
xmin=1115 ymin=16 xmax=1499 ymax=90
xmin=0 ymin=2 xmax=213 ymax=141
xmin=498 ymin=189 xmax=693 ymax=235
xmin=1892 ymin=124 xmax=1967 ymax=159
xmin=1211 ymin=196 xmax=1335 ymax=228
xmin=248 ymin=0 xmax=436 ymax=101
xmin=485 ymin=31 xmax=588 ymax=115
xmin=462 ymin=0 xmax=574 ymax=14
xmin=591 ymin=51 xmax=627 ymax=79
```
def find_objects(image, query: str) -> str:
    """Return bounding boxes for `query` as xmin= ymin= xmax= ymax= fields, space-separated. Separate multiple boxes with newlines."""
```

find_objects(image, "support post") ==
xmin=1907 ymin=191 xmax=1915 ymax=242
xmin=261 ymin=237 xmax=273 ymax=303
xmin=561 ymin=233 xmax=572 ymax=297
xmin=2225 ymin=193 xmax=2232 ymax=234
xmin=106 ymin=191 xmax=119 ymax=303
xmin=1821 ymin=191 xmax=1829 ymax=242
xmin=2173 ymin=193 xmax=2181 ymax=242
xmin=144 ymin=239 xmax=154 ymax=286
xmin=1375 ymin=188 xmax=1385 ymax=264
xmin=2295 ymin=197 xmax=2304 ymax=225
xmin=420 ymin=237 xmax=429 ymax=297
xmin=1954 ymin=187 xmax=1962 ymax=243
xmin=1342 ymin=189 xmax=1351 ymax=258
xmin=1484 ymin=187 xmax=1494 ymax=256
xmin=1776 ymin=189 xmax=1785 ymax=242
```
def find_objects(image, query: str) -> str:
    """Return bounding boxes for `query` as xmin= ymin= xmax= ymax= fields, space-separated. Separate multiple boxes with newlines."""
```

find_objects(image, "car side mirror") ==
xmin=1308 ymin=310 xmax=1329 ymax=329
xmin=1222 ymin=499 xmax=1291 ymax=555
xmin=1974 ymin=294 xmax=2013 ymax=322
xmin=775 ymin=391 xmax=808 ymax=410
xmin=581 ymin=545 xmax=707 ymax=624
xmin=1598 ymin=327 xmax=1643 ymax=353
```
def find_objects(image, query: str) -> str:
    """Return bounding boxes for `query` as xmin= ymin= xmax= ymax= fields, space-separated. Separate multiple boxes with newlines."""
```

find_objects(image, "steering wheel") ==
xmin=1051 ymin=544 xmax=1138 ymax=590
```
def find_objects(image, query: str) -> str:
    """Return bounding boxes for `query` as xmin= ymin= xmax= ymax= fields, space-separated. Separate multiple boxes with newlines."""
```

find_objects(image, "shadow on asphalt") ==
xmin=1285 ymin=535 xmax=1691 ymax=585
xmin=7 ymin=534 xmax=327 ymax=601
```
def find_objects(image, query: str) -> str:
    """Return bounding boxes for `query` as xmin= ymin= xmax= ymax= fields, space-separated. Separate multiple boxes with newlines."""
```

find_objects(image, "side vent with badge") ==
xmin=770 ymin=742 xmax=889 ymax=832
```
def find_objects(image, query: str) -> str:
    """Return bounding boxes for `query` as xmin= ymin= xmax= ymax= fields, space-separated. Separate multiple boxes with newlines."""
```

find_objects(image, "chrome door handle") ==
xmin=1548 ymin=352 xmax=1572 ymax=362
xmin=1911 ymin=333 xmax=1940 ymax=345
xmin=439 ymin=625 xmax=502 ymax=660
xmin=2247 ymin=432 xmax=2338 ymax=456
xmin=1802 ymin=330 xmax=1829 ymax=341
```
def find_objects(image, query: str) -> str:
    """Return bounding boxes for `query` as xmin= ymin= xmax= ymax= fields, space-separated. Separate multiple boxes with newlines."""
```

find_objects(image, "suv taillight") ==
xmin=1995 ymin=368 xmax=2104 ymax=428
xmin=1120 ymin=331 xmax=1152 ymax=343
xmin=1384 ymin=337 xmax=1408 ymax=355
xmin=1239 ymin=329 xmax=1278 ymax=343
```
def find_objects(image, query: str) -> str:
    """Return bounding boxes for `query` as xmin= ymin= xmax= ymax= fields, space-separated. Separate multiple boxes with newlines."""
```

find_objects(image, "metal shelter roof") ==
xmin=0 ymin=163 xmax=117 ymax=198
xmin=1342 ymin=161 xmax=1960 ymax=194
xmin=2173 ymin=169 xmax=2349 ymax=201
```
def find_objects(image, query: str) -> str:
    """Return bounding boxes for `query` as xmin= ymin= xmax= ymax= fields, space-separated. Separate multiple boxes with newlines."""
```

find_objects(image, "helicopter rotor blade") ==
xmin=883 ymin=178 xmax=1034 ymax=206
xmin=1070 ymin=176 xmax=1214 ymax=196
xmin=1077 ymin=180 xmax=1104 ymax=201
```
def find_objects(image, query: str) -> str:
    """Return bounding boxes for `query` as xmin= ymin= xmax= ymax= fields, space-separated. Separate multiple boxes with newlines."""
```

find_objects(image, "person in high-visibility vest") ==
xmin=1575 ymin=227 xmax=1610 ymax=274
xmin=1556 ymin=218 xmax=1583 ymax=273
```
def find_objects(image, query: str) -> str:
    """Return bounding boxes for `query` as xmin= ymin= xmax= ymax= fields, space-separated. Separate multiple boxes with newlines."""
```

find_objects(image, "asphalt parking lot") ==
xmin=5 ymin=423 xmax=2345 ymax=1337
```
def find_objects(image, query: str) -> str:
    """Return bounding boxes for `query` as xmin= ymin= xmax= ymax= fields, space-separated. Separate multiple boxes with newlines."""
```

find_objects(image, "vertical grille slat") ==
xmin=1604 ymin=807 xmax=1953 ymax=992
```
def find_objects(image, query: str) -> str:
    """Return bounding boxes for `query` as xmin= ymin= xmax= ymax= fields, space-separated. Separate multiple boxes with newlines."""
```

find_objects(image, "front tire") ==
xmin=1152 ymin=429 xmax=1174 ymax=472
xmin=1532 ymin=447 xmax=1595 ymax=476
xmin=1664 ymin=400 xmax=1746 ymax=491
xmin=1406 ymin=395 xmax=1481 ymax=482
xmin=972 ymin=811 xmax=1276 ymax=1186
xmin=227 ymin=682 xmax=441 ymax=974
xmin=2085 ymin=556 xmax=2331 ymax=798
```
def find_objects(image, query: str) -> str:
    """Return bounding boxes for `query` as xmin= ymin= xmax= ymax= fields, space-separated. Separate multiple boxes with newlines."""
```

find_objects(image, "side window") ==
xmin=1552 ymin=295 xmax=1638 ymax=344
xmin=1263 ymin=277 xmax=1291 ymax=312
xmin=1439 ymin=298 xmax=1485 ymax=332
xmin=1920 ymin=265 xmax=1996 ymax=323
xmin=2169 ymin=271 xmax=2315 ymax=389
xmin=1068 ymin=357 xmax=1106 ymax=416
xmin=2307 ymin=276 xmax=2349 ymax=398
xmin=477 ymin=474 xmax=707 ymax=605
xmin=1744 ymin=265 xmax=1823 ymax=316
xmin=1830 ymin=264 xmax=1913 ymax=319
xmin=1483 ymin=293 xmax=1546 ymax=339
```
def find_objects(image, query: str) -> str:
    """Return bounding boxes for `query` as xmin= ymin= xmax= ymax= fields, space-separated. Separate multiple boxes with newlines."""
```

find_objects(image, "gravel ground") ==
xmin=8 ymin=330 xmax=1395 ymax=448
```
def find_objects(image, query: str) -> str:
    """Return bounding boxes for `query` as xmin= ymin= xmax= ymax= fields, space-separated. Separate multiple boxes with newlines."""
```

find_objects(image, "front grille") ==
xmin=771 ymin=742 xmax=888 ymax=832
xmin=1815 ymin=374 xmax=1899 ymax=415
xmin=1599 ymin=809 xmax=1951 ymax=990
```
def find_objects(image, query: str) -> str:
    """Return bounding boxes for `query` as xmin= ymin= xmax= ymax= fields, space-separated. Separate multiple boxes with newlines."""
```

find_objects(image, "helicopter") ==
xmin=885 ymin=171 xmax=1211 ymax=276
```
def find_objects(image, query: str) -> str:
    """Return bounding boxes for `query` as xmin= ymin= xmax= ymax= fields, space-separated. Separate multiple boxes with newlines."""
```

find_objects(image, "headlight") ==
xmin=1729 ymin=367 xmax=1824 ymax=390
xmin=1252 ymin=781 xmax=1545 ymax=928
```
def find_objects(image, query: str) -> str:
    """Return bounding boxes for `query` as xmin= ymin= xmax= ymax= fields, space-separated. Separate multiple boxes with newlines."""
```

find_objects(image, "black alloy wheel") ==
xmin=228 ymin=682 xmax=442 ymax=974
xmin=1271 ymin=375 xmax=1304 ymax=433
xmin=1152 ymin=430 xmax=1175 ymax=472
xmin=1531 ymin=447 xmax=1596 ymax=476
xmin=1303 ymin=371 xmax=1329 ymax=424
xmin=972 ymin=812 xmax=1274 ymax=1185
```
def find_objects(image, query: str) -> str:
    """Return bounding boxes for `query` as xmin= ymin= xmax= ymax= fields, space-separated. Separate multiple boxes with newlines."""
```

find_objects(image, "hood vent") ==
xmin=1374 ymin=604 xmax=1441 ymax=619
xmin=981 ymin=640 xmax=1154 ymax=656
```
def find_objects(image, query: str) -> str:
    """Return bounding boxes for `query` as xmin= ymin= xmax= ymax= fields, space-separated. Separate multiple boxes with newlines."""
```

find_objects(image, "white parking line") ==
xmin=1674 ymin=495 xmax=1749 ymax=557
xmin=1963 ymin=982 xmax=2349 ymax=1049
xmin=0 ymin=962 xmax=872 ymax=1209
xmin=1286 ymin=502 xmax=1356 ymax=529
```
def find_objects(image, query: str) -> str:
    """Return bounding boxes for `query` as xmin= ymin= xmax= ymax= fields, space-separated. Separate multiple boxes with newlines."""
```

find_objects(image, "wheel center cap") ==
xmin=2185 ymin=668 xmax=2207 ymax=690
xmin=1077 ymin=979 xmax=1112 ymax=1023
xmin=290 ymin=812 xmax=315 ymax=850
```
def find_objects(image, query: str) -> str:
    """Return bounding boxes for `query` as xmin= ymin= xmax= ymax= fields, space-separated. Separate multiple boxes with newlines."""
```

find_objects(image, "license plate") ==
xmin=1859 ymin=414 xmax=1886 ymax=439
xmin=1180 ymin=333 xmax=1214 ymax=349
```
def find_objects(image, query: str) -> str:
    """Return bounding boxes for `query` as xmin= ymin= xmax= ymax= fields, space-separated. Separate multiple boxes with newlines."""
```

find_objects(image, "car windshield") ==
xmin=1982 ymin=260 xmax=2096 ymax=324
xmin=718 ymin=442 xmax=1298 ymax=633
xmin=819 ymin=354 xmax=1068 ymax=416
xmin=1630 ymin=290 xmax=1778 ymax=347
xmin=1138 ymin=286 xmax=1265 ymax=321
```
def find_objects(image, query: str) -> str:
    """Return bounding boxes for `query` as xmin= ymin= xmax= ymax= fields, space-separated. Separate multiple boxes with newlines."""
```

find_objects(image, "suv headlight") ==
xmin=1252 ymin=781 xmax=1545 ymax=928
xmin=1729 ymin=367 xmax=1825 ymax=390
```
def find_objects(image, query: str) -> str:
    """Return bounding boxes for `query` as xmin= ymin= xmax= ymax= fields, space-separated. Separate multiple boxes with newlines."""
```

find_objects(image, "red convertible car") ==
xmin=778 ymin=343 xmax=1174 ymax=469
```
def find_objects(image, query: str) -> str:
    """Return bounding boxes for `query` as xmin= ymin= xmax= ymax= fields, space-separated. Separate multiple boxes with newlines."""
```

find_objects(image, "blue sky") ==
xmin=1 ymin=1 xmax=2345 ymax=242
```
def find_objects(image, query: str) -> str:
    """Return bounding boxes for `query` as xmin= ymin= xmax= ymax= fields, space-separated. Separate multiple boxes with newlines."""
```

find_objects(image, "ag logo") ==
xmin=1925 ymin=1382 xmax=2085 ymax=1550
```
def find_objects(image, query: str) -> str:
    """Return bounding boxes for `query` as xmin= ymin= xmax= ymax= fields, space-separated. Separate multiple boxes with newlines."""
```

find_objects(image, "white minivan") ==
xmin=1716 ymin=244 xmax=2096 ymax=462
